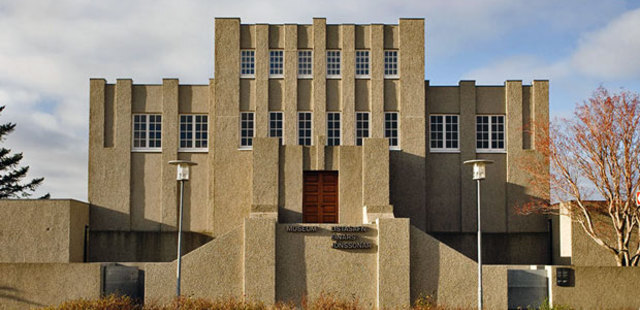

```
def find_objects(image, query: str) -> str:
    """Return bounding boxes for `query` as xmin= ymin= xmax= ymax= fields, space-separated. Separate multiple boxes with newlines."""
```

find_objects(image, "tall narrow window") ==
xmin=476 ymin=115 xmax=505 ymax=151
xmin=326 ymin=50 xmax=341 ymax=78
xmin=298 ymin=112 xmax=312 ymax=146
xmin=327 ymin=112 xmax=341 ymax=146
xmin=240 ymin=112 xmax=254 ymax=148
xmin=356 ymin=112 xmax=370 ymax=146
xmin=269 ymin=50 xmax=284 ymax=78
xmin=355 ymin=50 xmax=370 ymax=78
xmin=384 ymin=50 xmax=398 ymax=78
xmin=240 ymin=50 xmax=255 ymax=78
xmin=298 ymin=50 xmax=313 ymax=78
xmin=384 ymin=112 xmax=399 ymax=150
xmin=429 ymin=115 xmax=459 ymax=152
xmin=180 ymin=115 xmax=208 ymax=151
xmin=132 ymin=114 xmax=162 ymax=151
xmin=269 ymin=112 xmax=284 ymax=144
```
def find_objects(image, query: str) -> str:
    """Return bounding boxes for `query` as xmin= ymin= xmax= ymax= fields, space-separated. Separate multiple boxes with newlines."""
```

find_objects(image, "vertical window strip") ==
xmin=327 ymin=112 xmax=341 ymax=146
xmin=148 ymin=115 xmax=162 ymax=148
xmin=491 ymin=116 xmax=505 ymax=149
xmin=446 ymin=115 xmax=459 ymax=149
xmin=240 ymin=112 xmax=254 ymax=148
xmin=269 ymin=50 xmax=284 ymax=77
xmin=180 ymin=115 xmax=193 ymax=149
xmin=384 ymin=50 xmax=398 ymax=77
xmin=195 ymin=115 xmax=208 ymax=148
xmin=430 ymin=115 xmax=443 ymax=149
xmin=298 ymin=50 xmax=313 ymax=77
xmin=356 ymin=112 xmax=370 ymax=146
xmin=355 ymin=50 xmax=370 ymax=77
xmin=269 ymin=112 xmax=284 ymax=144
xmin=133 ymin=114 xmax=147 ymax=148
xmin=241 ymin=50 xmax=255 ymax=77
xmin=298 ymin=112 xmax=312 ymax=146
xmin=384 ymin=112 xmax=399 ymax=149
xmin=327 ymin=50 xmax=341 ymax=77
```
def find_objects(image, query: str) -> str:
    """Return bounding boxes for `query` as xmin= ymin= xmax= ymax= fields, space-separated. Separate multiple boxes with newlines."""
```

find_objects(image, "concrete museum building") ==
xmin=4 ymin=18 xmax=637 ymax=309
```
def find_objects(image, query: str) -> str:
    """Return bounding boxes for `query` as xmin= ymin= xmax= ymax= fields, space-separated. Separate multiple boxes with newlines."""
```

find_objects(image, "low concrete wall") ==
xmin=145 ymin=227 xmax=244 ymax=304
xmin=411 ymin=226 xmax=509 ymax=309
xmin=0 ymin=263 xmax=102 ymax=309
xmin=551 ymin=266 xmax=640 ymax=309
xmin=88 ymin=231 xmax=212 ymax=262
xmin=0 ymin=199 xmax=89 ymax=263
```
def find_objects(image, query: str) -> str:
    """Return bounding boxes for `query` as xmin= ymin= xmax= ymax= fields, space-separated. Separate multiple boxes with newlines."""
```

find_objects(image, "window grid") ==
xmin=298 ymin=112 xmax=312 ymax=146
xmin=356 ymin=112 xmax=370 ymax=146
xmin=384 ymin=50 xmax=398 ymax=78
xmin=298 ymin=50 xmax=313 ymax=78
xmin=384 ymin=112 xmax=399 ymax=149
xmin=326 ymin=50 xmax=341 ymax=78
xmin=327 ymin=112 xmax=341 ymax=146
xmin=269 ymin=112 xmax=284 ymax=145
xmin=240 ymin=112 xmax=254 ymax=148
xmin=476 ymin=115 xmax=505 ymax=151
xmin=269 ymin=50 xmax=284 ymax=77
xmin=430 ymin=115 xmax=459 ymax=151
xmin=355 ymin=50 xmax=370 ymax=78
xmin=241 ymin=50 xmax=255 ymax=78
xmin=133 ymin=114 xmax=162 ymax=151
xmin=179 ymin=115 xmax=208 ymax=151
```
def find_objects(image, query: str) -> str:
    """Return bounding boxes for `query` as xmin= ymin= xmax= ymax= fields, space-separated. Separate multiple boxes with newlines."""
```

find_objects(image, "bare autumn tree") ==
xmin=519 ymin=87 xmax=640 ymax=266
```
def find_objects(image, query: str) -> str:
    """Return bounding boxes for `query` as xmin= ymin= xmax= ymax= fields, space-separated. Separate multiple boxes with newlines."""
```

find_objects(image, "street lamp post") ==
xmin=463 ymin=159 xmax=493 ymax=310
xmin=168 ymin=160 xmax=197 ymax=297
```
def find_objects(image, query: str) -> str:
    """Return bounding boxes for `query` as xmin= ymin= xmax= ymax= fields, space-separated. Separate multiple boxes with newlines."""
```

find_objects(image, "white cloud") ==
xmin=571 ymin=8 xmax=640 ymax=79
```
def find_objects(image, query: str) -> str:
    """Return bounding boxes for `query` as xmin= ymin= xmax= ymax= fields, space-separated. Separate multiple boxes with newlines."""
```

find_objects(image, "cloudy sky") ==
xmin=1 ymin=0 xmax=639 ymax=200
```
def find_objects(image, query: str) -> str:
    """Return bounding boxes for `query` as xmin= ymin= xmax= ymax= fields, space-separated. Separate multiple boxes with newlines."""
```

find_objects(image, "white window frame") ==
xmin=355 ymin=50 xmax=370 ymax=79
xmin=240 ymin=112 xmax=254 ymax=149
xmin=429 ymin=114 xmax=460 ymax=152
xmin=298 ymin=50 xmax=313 ymax=79
xmin=132 ymin=114 xmax=162 ymax=152
xmin=355 ymin=112 xmax=370 ymax=146
xmin=269 ymin=50 xmax=284 ymax=78
xmin=326 ymin=112 xmax=341 ymax=146
xmin=179 ymin=114 xmax=208 ymax=152
xmin=476 ymin=115 xmax=506 ymax=152
xmin=269 ymin=111 xmax=284 ymax=145
xmin=326 ymin=50 xmax=341 ymax=79
xmin=298 ymin=112 xmax=313 ymax=146
xmin=240 ymin=50 xmax=255 ymax=78
xmin=384 ymin=50 xmax=399 ymax=78
xmin=384 ymin=112 xmax=400 ymax=150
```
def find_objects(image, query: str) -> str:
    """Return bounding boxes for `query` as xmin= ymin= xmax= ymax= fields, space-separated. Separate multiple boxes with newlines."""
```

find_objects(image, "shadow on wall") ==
xmin=0 ymin=286 xmax=44 ymax=307
xmin=88 ymin=206 xmax=213 ymax=262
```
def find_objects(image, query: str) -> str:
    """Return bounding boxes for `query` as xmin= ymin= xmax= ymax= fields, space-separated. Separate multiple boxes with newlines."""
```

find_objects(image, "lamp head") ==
xmin=168 ymin=160 xmax=198 ymax=181
xmin=463 ymin=159 xmax=494 ymax=180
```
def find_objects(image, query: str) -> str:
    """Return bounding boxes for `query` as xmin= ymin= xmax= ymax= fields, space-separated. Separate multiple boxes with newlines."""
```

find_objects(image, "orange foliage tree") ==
xmin=519 ymin=87 xmax=640 ymax=266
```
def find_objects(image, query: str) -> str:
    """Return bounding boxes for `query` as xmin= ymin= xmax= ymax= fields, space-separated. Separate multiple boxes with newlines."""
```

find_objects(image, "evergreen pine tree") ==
xmin=0 ymin=106 xmax=49 ymax=199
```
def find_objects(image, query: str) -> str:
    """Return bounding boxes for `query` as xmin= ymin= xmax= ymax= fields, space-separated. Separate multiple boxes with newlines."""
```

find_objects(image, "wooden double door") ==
xmin=303 ymin=171 xmax=338 ymax=223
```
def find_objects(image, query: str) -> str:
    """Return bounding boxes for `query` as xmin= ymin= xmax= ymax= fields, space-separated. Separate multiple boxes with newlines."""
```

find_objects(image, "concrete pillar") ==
xmin=459 ymin=80 xmax=477 ymax=232
xmin=341 ymin=24 xmax=355 ymax=146
xmin=281 ymin=145 xmax=303 ymax=223
xmin=363 ymin=138 xmax=389 ymax=206
xmin=252 ymin=137 xmax=279 ymax=211
xmin=161 ymin=78 xmax=179 ymax=231
xmin=339 ymin=146 xmax=362 ymax=224
xmin=370 ymin=25 xmax=384 ymax=138
xmin=377 ymin=218 xmax=410 ymax=308
xmin=312 ymin=18 xmax=326 ymax=146
xmin=243 ymin=218 xmax=276 ymax=303
xmin=255 ymin=25 xmax=269 ymax=138
xmin=283 ymin=25 xmax=298 ymax=145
